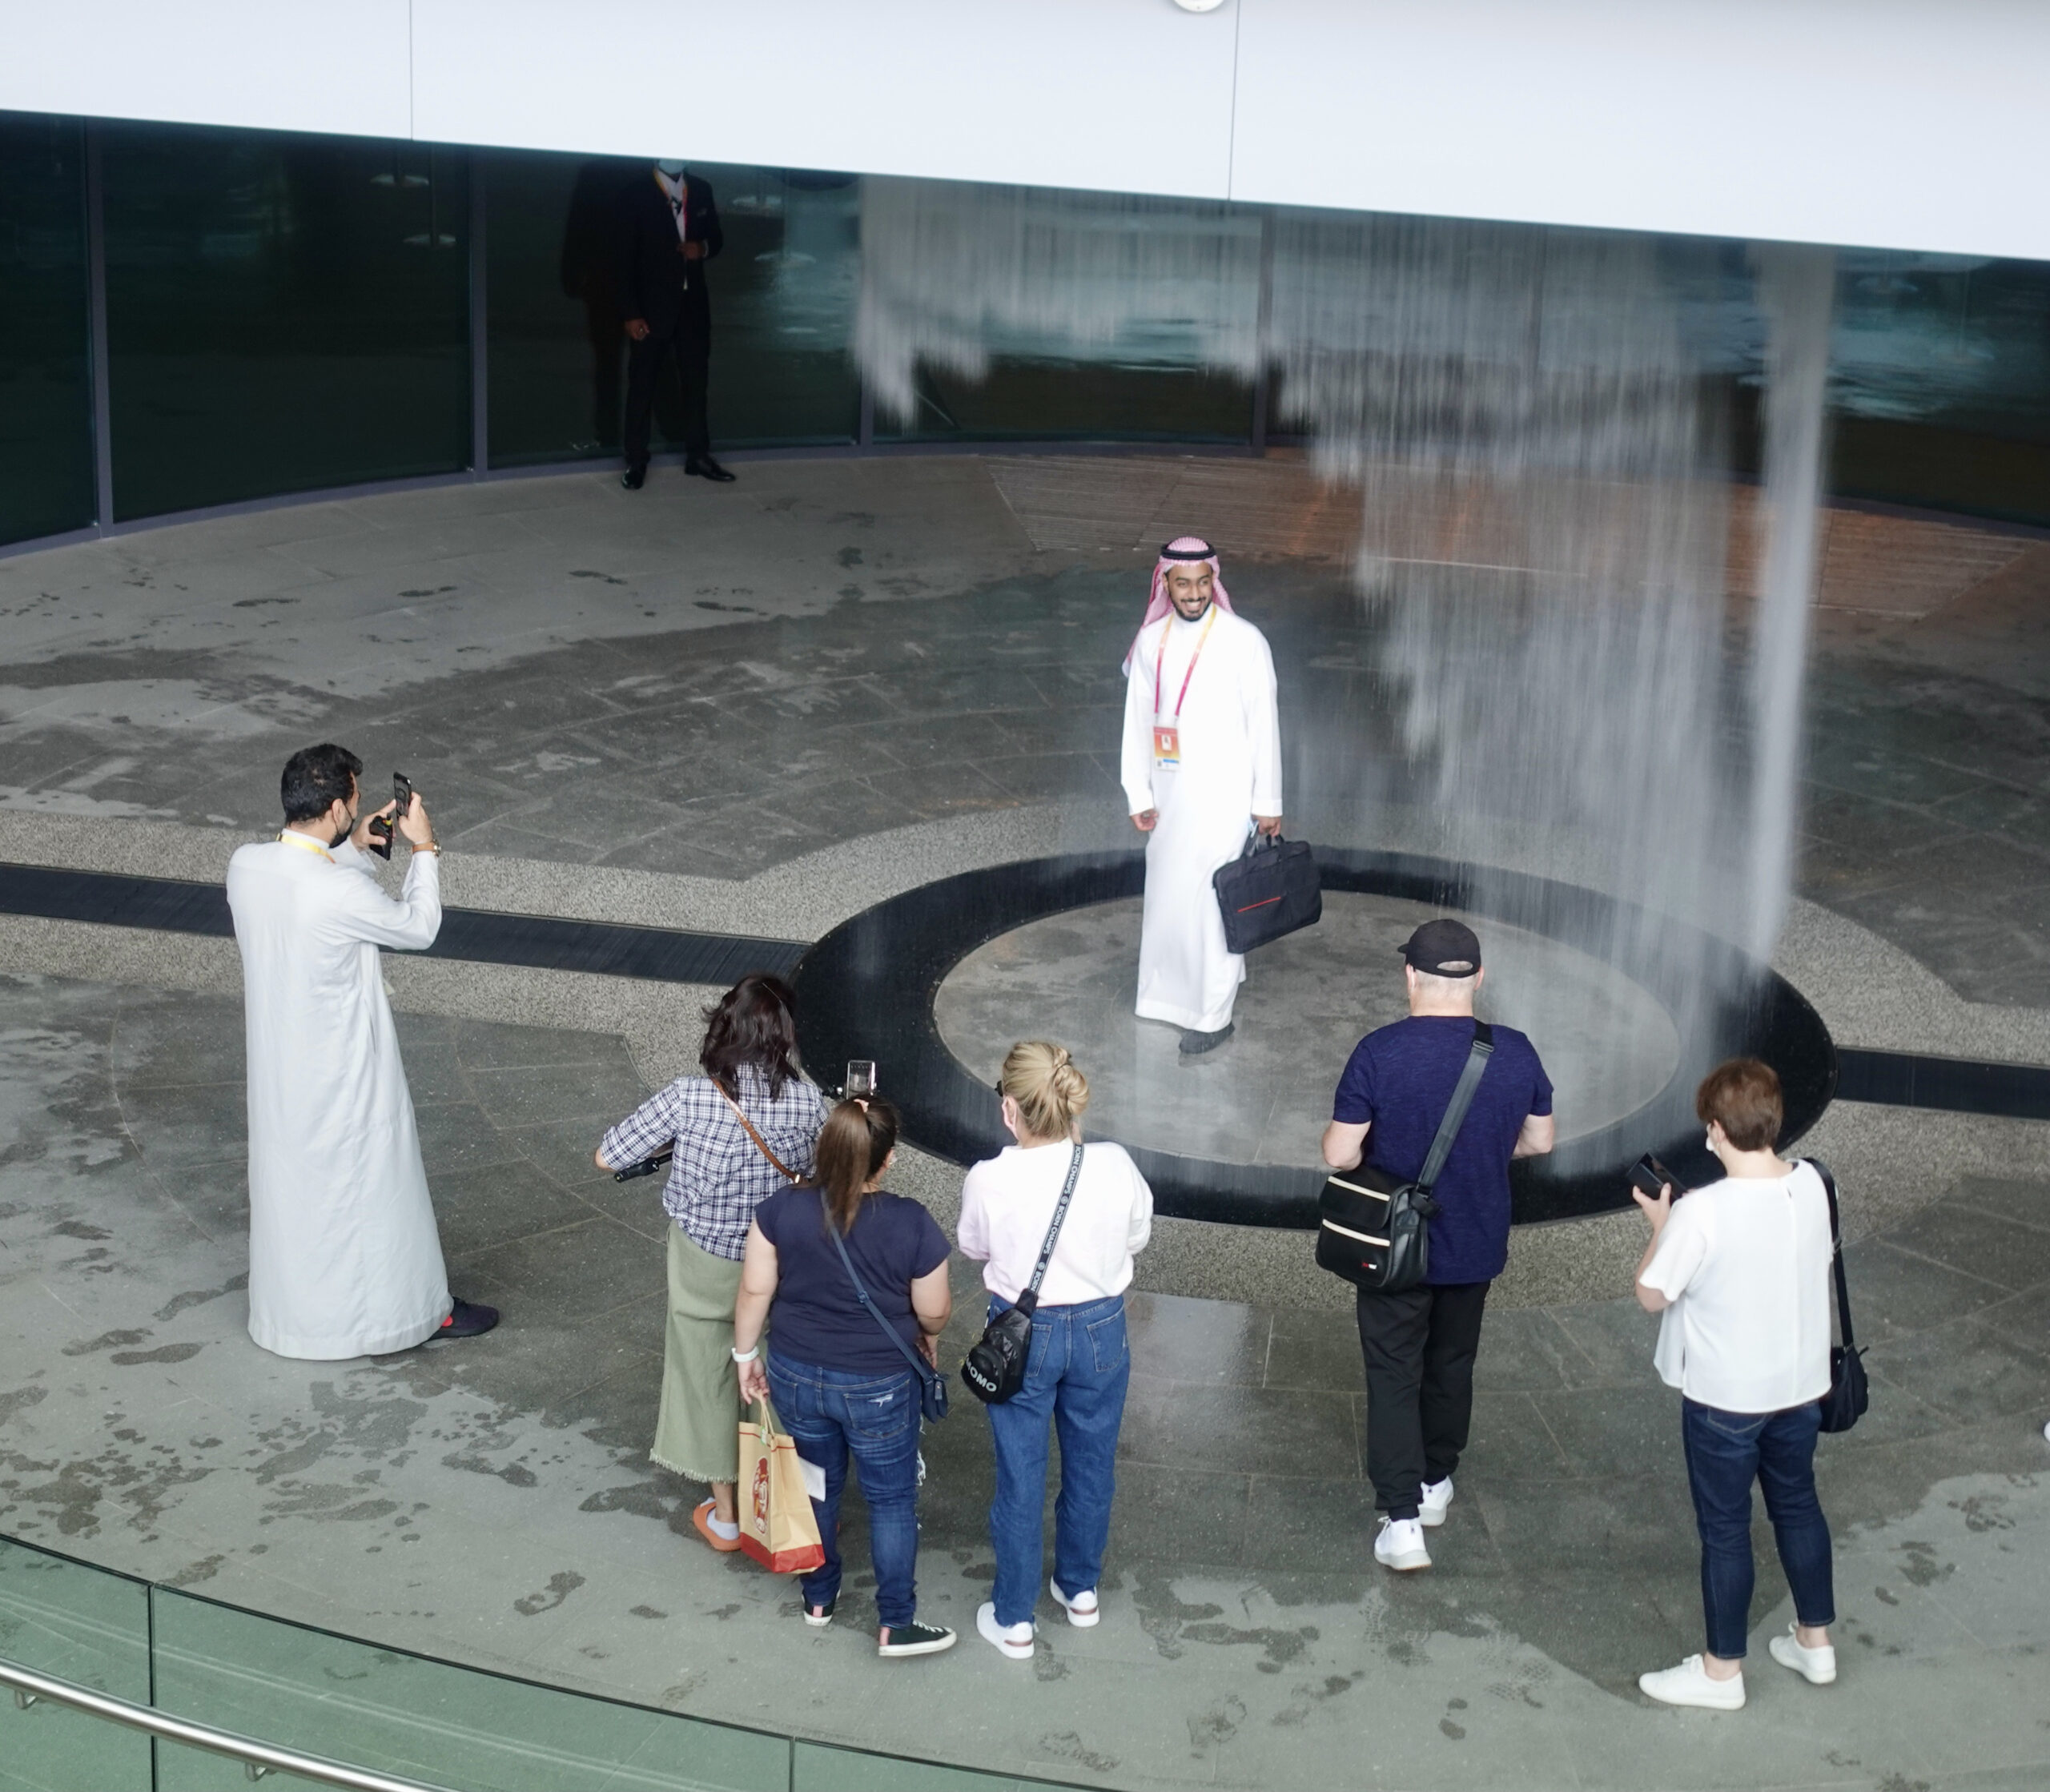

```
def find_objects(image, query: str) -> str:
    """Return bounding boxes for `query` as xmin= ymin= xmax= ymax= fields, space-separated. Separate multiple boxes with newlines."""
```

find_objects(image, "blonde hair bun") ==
xmin=999 ymin=1039 xmax=1090 ymax=1141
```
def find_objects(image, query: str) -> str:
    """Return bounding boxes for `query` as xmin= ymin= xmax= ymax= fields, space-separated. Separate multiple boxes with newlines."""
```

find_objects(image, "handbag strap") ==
xmin=1805 ymin=1157 xmax=1855 ymax=1350
xmin=1414 ymin=1021 xmax=1496 ymax=1193
xmin=716 ymin=1081 xmax=798 ymax=1183
xmin=1016 ymin=1143 xmax=1087 ymax=1317
xmin=826 ymin=1205 xmax=940 ymax=1390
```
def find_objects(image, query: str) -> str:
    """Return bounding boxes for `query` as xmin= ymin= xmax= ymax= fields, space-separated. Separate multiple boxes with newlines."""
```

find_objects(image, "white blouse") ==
xmin=958 ymin=1139 xmax=1154 ymax=1308
xmin=1638 ymin=1161 xmax=1835 ymax=1414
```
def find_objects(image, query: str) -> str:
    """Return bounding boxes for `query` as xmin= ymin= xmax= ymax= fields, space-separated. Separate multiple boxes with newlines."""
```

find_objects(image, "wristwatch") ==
xmin=412 ymin=839 xmax=441 ymax=855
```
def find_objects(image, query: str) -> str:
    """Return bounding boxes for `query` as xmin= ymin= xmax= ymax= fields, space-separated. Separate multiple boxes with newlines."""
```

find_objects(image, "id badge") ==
xmin=1152 ymin=725 xmax=1180 ymax=767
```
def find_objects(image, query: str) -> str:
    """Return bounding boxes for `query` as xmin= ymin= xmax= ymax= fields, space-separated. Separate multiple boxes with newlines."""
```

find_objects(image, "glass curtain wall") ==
xmin=0 ymin=107 xmax=2048 ymax=537
xmin=0 ymin=114 xmax=95 ymax=547
xmin=485 ymin=152 xmax=860 ymax=464
xmin=101 ymin=123 xmax=471 ymax=521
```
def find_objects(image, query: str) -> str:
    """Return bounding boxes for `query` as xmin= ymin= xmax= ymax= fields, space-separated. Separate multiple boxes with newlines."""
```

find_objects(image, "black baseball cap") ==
xmin=1399 ymin=919 xmax=1481 ymax=977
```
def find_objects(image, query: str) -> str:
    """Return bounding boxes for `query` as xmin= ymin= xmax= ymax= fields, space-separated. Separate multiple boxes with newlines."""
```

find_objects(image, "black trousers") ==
xmin=623 ymin=312 xmax=710 ymax=467
xmin=1355 ymin=1280 xmax=1490 ymax=1520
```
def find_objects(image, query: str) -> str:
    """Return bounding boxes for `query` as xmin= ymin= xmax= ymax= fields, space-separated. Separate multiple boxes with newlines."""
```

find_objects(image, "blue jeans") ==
xmin=1682 ymin=1396 xmax=1835 ymax=1660
xmin=984 ymin=1293 xmax=1131 ymax=1629
xmin=766 ymin=1352 xmax=922 ymax=1630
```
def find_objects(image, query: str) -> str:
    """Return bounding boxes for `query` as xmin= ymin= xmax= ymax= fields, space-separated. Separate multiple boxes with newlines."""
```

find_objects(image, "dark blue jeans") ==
xmin=766 ymin=1352 xmax=922 ymax=1630
xmin=984 ymin=1293 xmax=1131 ymax=1629
xmin=1682 ymin=1396 xmax=1835 ymax=1660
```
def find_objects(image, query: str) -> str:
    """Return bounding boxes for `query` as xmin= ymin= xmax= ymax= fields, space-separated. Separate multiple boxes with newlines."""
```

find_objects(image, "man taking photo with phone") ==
xmin=226 ymin=744 xmax=498 ymax=1359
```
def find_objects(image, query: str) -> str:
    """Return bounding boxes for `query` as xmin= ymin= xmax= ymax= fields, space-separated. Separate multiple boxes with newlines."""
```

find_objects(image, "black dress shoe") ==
xmin=1178 ymin=1023 xmax=1236 ymax=1056
xmin=621 ymin=465 xmax=646 ymax=490
xmin=684 ymin=455 xmax=736 ymax=483
xmin=434 ymin=1298 xmax=499 ymax=1340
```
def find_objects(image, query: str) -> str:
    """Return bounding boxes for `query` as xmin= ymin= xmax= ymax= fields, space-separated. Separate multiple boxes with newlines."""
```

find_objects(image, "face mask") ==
xmin=656 ymin=160 xmax=685 ymax=179
xmin=329 ymin=805 xmax=356 ymax=847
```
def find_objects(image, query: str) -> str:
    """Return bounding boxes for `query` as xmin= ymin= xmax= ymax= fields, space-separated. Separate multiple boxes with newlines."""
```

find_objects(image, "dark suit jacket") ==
xmin=617 ymin=170 xmax=725 ymax=331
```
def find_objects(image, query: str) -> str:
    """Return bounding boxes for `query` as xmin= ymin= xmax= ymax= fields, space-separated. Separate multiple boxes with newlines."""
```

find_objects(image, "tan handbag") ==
xmin=737 ymin=1398 xmax=825 ymax=1574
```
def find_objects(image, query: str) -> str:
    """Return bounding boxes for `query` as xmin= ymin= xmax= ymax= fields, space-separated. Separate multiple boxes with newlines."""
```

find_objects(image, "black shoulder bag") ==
xmin=826 ymin=1214 xmax=949 ymax=1424
xmin=961 ymin=1143 xmax=1084 ymax=1404
xmin=1806 ymin=1159 xmax=1868 ymax=1433
xmin=1316 ymin=1022 xmax=1494 ymax=1294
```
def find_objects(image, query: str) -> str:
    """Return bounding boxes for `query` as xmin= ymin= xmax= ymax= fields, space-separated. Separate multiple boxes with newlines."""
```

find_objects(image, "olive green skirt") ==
xmin=650 ymin=1224 xmax=746 ymax=1485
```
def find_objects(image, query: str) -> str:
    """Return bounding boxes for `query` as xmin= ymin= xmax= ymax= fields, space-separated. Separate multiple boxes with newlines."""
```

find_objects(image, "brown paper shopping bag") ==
xmin=738 ymin=1398 xmax=825 ymax=1575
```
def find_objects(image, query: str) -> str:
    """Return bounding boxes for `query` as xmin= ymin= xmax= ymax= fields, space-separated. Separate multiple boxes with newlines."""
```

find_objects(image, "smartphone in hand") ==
xmin=367 ymin=772 xmax=413 ymax=859
xmin=1630 ymin=1153 xmax=1686 ymax=1203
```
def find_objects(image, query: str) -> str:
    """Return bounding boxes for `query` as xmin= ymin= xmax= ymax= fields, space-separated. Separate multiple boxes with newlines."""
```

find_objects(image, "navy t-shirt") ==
xmin=754 ymin=1186 xmax=951 ymax=1376
xmin=1331 ymin=1017 xmax=1554 ymax=1285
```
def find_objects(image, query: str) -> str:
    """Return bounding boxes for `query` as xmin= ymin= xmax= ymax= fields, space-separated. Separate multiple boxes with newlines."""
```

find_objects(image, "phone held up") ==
xmin=365 ymin=772 xmax=414 ymax=860
xmin=1629 ymin=1152 xmax=1688 ymax=1203
xmin=844 ymin=1060 xmax=876 ymax=1099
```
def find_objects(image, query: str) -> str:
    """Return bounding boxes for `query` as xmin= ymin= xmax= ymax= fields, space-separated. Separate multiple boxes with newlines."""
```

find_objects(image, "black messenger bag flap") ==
xmin=1316 ymin=1021 xmax=1494 ymax=1295
xmin=1212 ymin=832 xmax=1321 ymax=954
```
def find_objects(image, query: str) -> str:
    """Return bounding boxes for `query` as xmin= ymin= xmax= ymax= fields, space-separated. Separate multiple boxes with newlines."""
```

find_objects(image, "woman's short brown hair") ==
xmin=1694 ymin=1058 xmax=1783 ymax=1153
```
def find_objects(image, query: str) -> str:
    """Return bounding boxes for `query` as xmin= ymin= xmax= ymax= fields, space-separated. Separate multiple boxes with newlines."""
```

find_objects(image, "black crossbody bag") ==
xmin=961 ymin=1143 xmax=1084 ymax=1404
xmin=826 ymin=1218 xmax=949 ymax=1424
xmin=1805 ymin=1159 xmax=1868 ymax=1433
xmin=1316 ymin=1022 xmax=1494 ymax=1295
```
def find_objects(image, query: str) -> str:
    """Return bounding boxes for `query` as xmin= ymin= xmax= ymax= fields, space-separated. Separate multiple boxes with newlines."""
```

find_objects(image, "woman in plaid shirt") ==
xmin=597 ymin=973 xmax=827 ymax=1551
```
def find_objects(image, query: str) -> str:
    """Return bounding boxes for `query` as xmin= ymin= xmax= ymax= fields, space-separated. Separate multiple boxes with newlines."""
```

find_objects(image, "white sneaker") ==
xmin=1638 ymin=1655 xmax=1746 ymax=1710
xmin=1050 ymin=1581 xmax=1099 ymax=1627
xmin=1374 ymin=1516 xmax=1431 ymax=1572
xmin=975 ymin=1601 xmax=1035 ymax=1660
xmin=1418 ymin=1477 xmax=1454 ymax=1527
xmin=1767 ymin=1627 xmax=1837 ymax=1685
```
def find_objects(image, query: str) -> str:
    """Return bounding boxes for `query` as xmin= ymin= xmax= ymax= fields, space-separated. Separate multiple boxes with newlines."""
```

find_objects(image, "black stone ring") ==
xmin=793 ymin=848 xmax=1836 ymax=1228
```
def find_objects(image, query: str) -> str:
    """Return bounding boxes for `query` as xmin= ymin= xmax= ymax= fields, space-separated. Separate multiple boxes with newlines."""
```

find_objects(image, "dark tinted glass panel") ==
xmin=876 ymin=360 xmax=1254 ymax=444
xmin=102 ymin=123 xmax=469 ymax=520
xmin=485 ymin=151 xmax=858 ymax=465
xmin=0 ymin=113 xmax=94 ymax=544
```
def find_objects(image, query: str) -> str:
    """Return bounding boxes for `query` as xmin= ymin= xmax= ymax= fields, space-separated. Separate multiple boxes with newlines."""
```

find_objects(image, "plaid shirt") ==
xmin=601 ymin=1064 xmax=826 ymax=1261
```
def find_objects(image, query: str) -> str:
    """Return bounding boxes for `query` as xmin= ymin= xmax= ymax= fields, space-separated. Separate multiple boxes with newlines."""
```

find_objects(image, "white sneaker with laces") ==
xmin=1418 ymin=1476 xmax=1454 ymax=1527
xmin=1638 ymin=1655 xmax=1746 ymax=1710
xmin=1767 ymin=1627 xmax=1837 ymax=1685
xmin=1374 ymin=1516 xmax=1431 ymax=1571
xmin=1050 ymin=1581 xmax=1099 ymax=1627
xmin=975 ymin=1601 xmax=1035 ymax=1660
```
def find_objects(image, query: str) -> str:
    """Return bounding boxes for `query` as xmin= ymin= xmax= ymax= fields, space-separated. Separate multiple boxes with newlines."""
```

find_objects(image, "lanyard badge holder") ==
xmin=1152 ymin=608 xmax=1215 ymax=769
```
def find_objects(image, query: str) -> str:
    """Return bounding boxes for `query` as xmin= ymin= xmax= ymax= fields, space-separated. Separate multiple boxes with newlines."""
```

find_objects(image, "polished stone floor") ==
xmin=935 ymin=893 xmax=1678 ymax=1167
xmin=0 ymin=457 xmax=2048 ymax=1790
xmin=1 ymin=972 xmax=2048 ymax=1790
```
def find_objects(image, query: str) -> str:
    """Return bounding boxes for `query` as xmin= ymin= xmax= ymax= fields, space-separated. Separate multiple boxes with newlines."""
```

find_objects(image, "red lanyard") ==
xmin=1153 ymin=607 xmax=1217 ymax=722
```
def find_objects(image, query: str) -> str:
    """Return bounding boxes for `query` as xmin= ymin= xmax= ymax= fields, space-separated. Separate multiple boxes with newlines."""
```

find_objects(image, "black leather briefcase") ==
xmin=1212 ymin=833 xmax=1321 ymax=954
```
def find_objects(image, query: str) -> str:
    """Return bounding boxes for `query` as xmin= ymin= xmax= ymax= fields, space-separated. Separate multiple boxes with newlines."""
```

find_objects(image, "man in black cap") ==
xmin=1322 ymin=918 xmax=1554 ymax=1574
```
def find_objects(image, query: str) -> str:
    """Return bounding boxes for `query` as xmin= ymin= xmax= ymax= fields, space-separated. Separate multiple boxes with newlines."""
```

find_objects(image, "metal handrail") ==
xmin=0 ymin=1656 xmax=457 ymax=1792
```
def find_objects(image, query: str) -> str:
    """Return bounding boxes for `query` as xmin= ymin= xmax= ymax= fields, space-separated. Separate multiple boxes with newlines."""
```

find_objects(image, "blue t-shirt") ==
xmin=754 ymin=1186 xmax=951 ymax=1377
xmin=1331 ymin=1016 xmax=1554 ymax=1285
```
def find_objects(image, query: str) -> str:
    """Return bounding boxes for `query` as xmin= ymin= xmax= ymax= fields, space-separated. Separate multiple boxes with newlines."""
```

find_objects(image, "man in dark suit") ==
xmin=618 ymin=160 xmax=735 ymax=488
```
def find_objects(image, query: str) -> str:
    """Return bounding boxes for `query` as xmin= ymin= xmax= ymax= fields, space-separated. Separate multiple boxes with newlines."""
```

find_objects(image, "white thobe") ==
xmin=1119 ymin=607 xmax=1284 ymax=1031
xmin=226 ymin=834 xmax=450 ymax=1360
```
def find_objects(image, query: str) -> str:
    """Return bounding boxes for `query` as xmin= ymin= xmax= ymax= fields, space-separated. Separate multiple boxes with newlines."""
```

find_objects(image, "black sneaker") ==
xmin=1178 ymin=1023 xmax=1236 ymax=1056
xmin=802 ymin=1597 xmax=837 ymax=1629
xmin=435 ymin=1298 xmax=499 ymax=1340
xmin=685 ymin=455 xmax=736 ymax=483
xmin=621 ymin=465 xmax=646 ymax=490
xmin=878 ymin=1621 xmax=956 ymax=1658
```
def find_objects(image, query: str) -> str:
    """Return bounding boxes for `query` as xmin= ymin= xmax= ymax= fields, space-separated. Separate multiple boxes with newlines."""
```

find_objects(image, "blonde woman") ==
xmin=958 ymin=1043 xmax=1153 ymax=1661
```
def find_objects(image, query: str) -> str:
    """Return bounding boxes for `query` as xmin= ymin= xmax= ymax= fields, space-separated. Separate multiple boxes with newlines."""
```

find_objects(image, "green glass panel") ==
xmin=793 ymin=1739 xmax=1088 ymax=1791
xmin=485 ymin=151 xmax=858 ymax=465
xmin=151 ymin=1588 xmax=786 ymax=1792
xmin=102 ymin=123 xmax=470 ymax=520
xmin=0 ymin=1538 xmax=151 ymax=1792
xmin=0 ymin=114 xmax=95 ymax=546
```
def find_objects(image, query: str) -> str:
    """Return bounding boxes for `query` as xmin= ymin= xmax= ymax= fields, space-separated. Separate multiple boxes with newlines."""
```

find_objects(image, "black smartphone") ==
xmin=1629 ymin=1153 xmax=1685 ymax=1202
xmin=366 ymin=771 xmax=412 ymax=860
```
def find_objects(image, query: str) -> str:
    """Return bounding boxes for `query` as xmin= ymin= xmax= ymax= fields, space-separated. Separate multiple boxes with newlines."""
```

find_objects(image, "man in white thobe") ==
xmin=226 ymin=744 xmax=496 ymax=1359
xmin=1119 ymin=537 xmax=1284 ymax=1055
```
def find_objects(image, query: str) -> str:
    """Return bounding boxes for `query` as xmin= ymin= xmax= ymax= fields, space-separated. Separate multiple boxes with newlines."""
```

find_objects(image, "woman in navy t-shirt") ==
xmin=734 ymin=1097 xmax=955 ymax=1658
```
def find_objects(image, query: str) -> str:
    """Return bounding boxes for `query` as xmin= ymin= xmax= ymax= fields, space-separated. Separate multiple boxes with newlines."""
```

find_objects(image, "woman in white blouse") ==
xmin=1632 ymin=1058 xmax=1839 ymax=1711
xmin=958 ymin=1042 xmax=1153 ymax=1661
